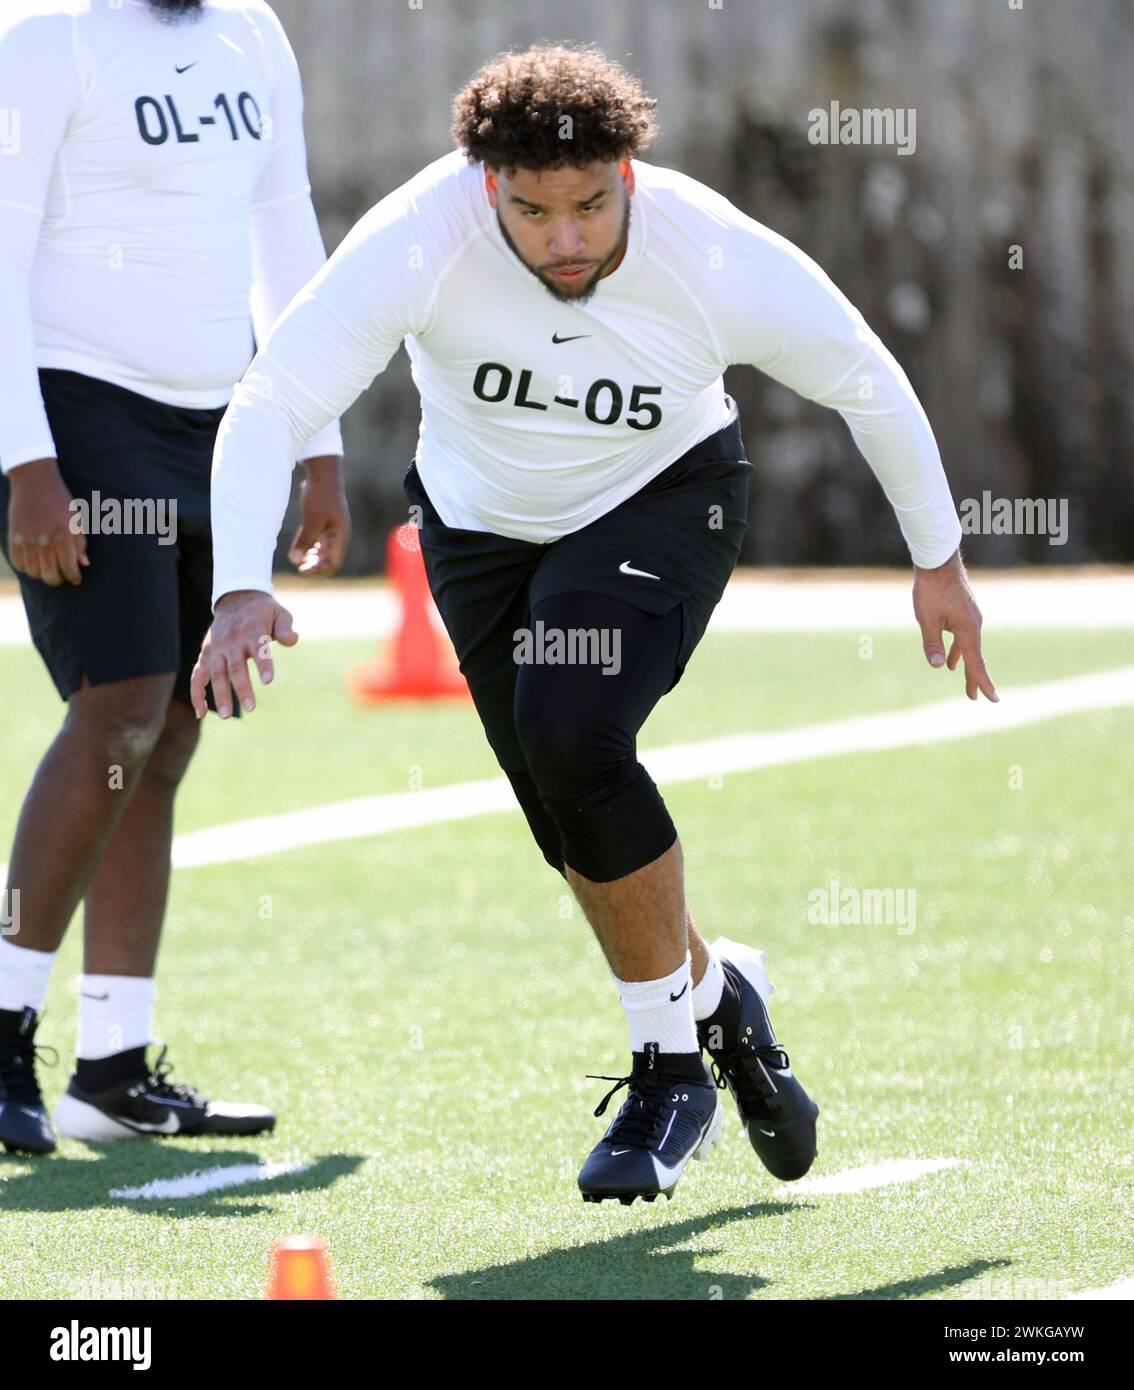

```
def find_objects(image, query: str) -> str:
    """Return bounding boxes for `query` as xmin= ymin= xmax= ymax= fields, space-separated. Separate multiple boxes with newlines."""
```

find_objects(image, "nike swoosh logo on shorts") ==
xmin=619 ymin=560 xmax=661 ymax=580
xmin=669 ymin=982 xmax=688 ymax=1001
xmin=551 ymin=332 xmax=591 ymax=343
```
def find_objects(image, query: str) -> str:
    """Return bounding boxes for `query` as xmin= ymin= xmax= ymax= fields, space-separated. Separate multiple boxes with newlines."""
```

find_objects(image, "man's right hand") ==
xmin=6 ymin=457 xmax=89 ymax=586
xmin=190 ymin=590 xmax=298 ymax=720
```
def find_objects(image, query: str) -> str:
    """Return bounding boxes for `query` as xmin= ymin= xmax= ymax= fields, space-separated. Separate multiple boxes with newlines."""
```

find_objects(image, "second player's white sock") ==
xmin=691 ymin=949 xmax=725 ymax=1022
xmin=0 ymin=936 xmax=58 ymax=1013
xmin=615 ymin=953 xmax=698 ymax=1054
xmin=76 ymin=974 xmax=155 ymax=1060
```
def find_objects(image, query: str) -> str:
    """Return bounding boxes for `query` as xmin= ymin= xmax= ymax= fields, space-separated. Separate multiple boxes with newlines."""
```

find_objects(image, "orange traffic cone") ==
xmin=267 ymin=1235 xmax=337 ymax=1300
xmin=349 ymin=524 xmax=469 ymax=701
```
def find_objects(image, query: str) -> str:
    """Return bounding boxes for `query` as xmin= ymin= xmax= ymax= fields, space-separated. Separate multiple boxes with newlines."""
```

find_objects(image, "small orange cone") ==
xmin=349 ymin=524 xmax=469 ymax=701
xmin=267 ymin=1235 xmax=337 ymax=1300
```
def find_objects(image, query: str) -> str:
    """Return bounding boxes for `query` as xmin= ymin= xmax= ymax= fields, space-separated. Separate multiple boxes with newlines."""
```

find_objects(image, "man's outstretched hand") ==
xmin=190 ymin=590 xmax=298 ymax=720
xmin=913 ymin=550 xmax=998 ymax=702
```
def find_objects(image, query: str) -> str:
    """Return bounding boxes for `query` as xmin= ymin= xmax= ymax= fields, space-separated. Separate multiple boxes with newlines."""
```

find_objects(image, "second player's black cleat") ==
xmin=578 ymin=1043 xmax=723 ymax=1204
xmin=54 ymin=1043 xmax=276 ymax=1141
xmin=698 ymin=937 xmax=819 ymax=1181
xmin=0 ymin=1006 xmax=58 ymax=1156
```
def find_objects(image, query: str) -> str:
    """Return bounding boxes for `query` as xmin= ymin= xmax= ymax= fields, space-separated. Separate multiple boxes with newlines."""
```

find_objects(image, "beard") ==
xmin=496 ymin=191 xmax=632 ymax=306
xmin=146 ymin=0 xmax=205 ymax=21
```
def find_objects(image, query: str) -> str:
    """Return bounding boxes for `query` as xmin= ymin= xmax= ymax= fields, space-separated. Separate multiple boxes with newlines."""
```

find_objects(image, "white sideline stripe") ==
xmin=159 ymin=665 xmax=1134 ymax=871
xmin=0 ymin=666 xmax=1129 ymax=885
xmin=646 ymin=665 xmax=1134 ymax=783
xmin=774 ymin=1157 xmax=965 ymax=1196
xmin=1065 ymin=1277 xmax=1134 ymax=1301
xmin=110 ymin=1159 xmax=310 ymax=1201
xmin=172 ymin=775 xmax=519 ymax=868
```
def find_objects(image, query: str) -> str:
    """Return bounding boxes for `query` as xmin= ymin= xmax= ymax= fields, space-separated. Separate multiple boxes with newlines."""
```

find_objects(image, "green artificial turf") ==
xmin=1 ymin=627 xmax=1131 ymax=1299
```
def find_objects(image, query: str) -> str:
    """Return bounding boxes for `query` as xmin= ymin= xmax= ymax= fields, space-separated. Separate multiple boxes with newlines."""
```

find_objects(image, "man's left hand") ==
xmin=912 ymin=549 xmax=998 ymax=702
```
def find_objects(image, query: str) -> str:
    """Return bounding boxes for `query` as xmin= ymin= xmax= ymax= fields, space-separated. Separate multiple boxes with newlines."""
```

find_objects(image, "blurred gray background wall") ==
xmin=269 ymin=0 xmax=1134 ymax=571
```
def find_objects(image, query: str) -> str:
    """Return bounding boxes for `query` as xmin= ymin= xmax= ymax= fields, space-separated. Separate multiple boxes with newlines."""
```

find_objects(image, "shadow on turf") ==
xmin=429 ymin=1211 xmax=1016 ymax=1301
xmin=428 ymin=1202 xmax=796 ymax=1300
xmin=0 ymin=1148 xmax=364 ymax=1217
xmin=825 ymin=1257 xmax=1013 ymax=1300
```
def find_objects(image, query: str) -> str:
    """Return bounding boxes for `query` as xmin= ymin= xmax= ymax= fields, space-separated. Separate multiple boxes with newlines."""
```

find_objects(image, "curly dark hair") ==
xmin=451 ymin=43 xmax=659 ymax=172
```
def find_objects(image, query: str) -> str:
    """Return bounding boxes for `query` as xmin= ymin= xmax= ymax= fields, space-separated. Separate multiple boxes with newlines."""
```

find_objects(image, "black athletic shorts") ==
xmin=0 ymin=368 xmax=227 ymax=704
xmin=403 ymin=397 xmax=752 ymax=773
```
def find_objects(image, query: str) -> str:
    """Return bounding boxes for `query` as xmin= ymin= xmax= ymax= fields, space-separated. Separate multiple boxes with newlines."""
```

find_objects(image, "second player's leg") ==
xmin=82 ymin=696 xmax=201 ymax=976
xmin=3 ymin=672 xmax=177 ymax=954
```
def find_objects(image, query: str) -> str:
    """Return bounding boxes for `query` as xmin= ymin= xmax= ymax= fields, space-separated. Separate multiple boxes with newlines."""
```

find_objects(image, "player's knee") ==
xmin=144 ymin=707 xmax=201 ymax=788
xmin=515 ymin=703 xmax=628 ymax=804
xmin=99 ymin=712 xmax=168 ymax=769
xmin=503 ymin=768 xmax=567 ymax=876
xmin=68 ymin=678 xmax=173 ymax=769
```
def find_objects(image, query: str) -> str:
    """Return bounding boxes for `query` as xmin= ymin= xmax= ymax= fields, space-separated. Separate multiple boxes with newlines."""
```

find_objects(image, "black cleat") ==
xmin=578 ymin=1043 xmax=722 ymax=1204
xmin=54 ymin=1043 xmax=275 ymax=1141
xmin=0 ymin=1007 xmax=58 ymax=1156
xmin=698 ymin=937 xmax=819 ymax=1182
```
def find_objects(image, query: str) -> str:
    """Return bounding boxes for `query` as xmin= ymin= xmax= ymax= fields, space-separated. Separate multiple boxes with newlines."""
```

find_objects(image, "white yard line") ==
xmin=171 ymin=773 xmax=518 ymax=868
xmin=773 ymin=1157 xmax=965 ymax=1196
xmin=1 ymin=666 xmax=1131 ymax=884
xmin=110 ymin=1159 xmax=310 ymax=1201
xmin=1 ymin=572 xmax=1132 ymax=648
xmin=168 ymin=665 xmax=1134 ymax=870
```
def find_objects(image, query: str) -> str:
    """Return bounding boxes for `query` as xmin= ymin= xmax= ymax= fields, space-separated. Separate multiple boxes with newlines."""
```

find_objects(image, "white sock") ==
xmin=691 ymin=950 xmax=725 ymax=1022
xmin=0 ymin=936 xmax=58 ymax=1013
xmin=76 ymin=974 xmax=155 ymax=1060
xmin=615 ymin=953 xmax=698 ymax=1055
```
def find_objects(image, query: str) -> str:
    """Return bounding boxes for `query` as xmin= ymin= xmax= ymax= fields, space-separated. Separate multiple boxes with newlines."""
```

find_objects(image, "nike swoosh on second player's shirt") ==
xmin=551 ymin=332 xmax=591 ymax=343
xmin=619 ymin=561 xmax=661 ymax=580
xmin=758 ymin=1127 xmax=776 ymax=1137
xmin=175 ymin=62 xmax=198 ymax=74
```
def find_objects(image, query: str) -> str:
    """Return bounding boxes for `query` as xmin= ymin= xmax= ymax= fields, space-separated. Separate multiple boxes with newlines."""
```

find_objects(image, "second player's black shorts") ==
xmin=403 ymin=397 xmax=752 ymax=786
xmin=0 ymin=368 xmax=227 ymax=705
